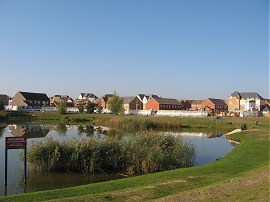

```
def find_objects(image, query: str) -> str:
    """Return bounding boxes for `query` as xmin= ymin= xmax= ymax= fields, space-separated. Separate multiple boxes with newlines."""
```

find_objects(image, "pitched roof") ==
xmin=54 ymin=95 xmax=69 ymax=98
xmin=122 ymin=96 xmax=136 ymax=104
xmin=231 ymin=91 xmax=264 ymax=100
xmin=19 ymin=91 xmax=49 ymax=101
xmin=231 ymin=91 xmax=241 ymax=98
xmin=240 ymin=92 xmax=264 ymax=100
xmin=192 ymin=100 xmax=205 ymax=105
xmin=137 ymin=94 xmax=145 ymax=100
xmin=207 ymin=98 xmax=227 ymax=106
xmin=262 ymin=105 xmax=270 ymax=112
xmin=80 ymin=93 xmax=97 ymax=98
xmin=179 ymin=100 xmax=194 ymax=104
xmin=154 ymin=98 xmax=183 ymax=105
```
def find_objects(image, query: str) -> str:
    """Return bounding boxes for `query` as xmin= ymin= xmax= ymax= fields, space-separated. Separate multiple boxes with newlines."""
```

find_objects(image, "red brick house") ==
xmin=96 ymin=94 xmax=114 ymax=110
xmin=122 ymin=96 xmax=143 ymax=111
xmin=145 ymin=98 xmax=184 ymax=111
xmin=12 ymin=91 xmax=50 ymax=108
xmin=191 ymin=100 xmax=205 ymax=110
xmin=50 ymin=95 xmax=73 ymax=107
xmin=204 ymin=98 xmax=228 ymax=113
xmin=179 ymin=100 xmax=194 ymax=110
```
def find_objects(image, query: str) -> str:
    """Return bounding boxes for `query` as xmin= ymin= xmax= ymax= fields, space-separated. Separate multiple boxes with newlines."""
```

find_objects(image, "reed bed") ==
xmin=26 ymin=133 xmax=196 ymax=175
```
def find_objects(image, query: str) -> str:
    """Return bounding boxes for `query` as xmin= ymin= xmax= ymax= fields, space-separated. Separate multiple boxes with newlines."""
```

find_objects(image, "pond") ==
xmin=0 ymin=124 xmax=235 ymax=196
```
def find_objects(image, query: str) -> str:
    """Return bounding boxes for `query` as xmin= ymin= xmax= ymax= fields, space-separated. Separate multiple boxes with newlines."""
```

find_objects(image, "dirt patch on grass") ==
xmin=154 ymin=166 xmax=269 ymax=202
xmin=159 ymin=179 xmax=186 ymax=185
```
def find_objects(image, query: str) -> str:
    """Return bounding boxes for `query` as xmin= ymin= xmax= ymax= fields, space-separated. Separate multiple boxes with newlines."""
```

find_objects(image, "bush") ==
xmin=241 ymin=123 xmax=248 ymax=130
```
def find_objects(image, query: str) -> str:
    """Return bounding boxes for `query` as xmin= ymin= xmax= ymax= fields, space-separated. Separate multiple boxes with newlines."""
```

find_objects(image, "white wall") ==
xmin=125 ymin=110 xmax=208 ymax=117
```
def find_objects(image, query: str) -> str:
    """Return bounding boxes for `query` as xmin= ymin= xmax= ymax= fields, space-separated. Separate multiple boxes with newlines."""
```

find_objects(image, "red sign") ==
xmin=6 ymin=137 xmax=27 ymax=149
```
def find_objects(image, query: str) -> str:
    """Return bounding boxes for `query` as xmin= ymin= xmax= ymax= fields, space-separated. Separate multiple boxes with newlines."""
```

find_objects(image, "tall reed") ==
xmin=26 ymin=133 xmax=196 ymax=175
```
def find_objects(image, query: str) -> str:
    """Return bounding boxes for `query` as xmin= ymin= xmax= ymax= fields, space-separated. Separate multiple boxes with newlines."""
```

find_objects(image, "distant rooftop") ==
xmin=231 ymin=91 xmax=264 ymax=100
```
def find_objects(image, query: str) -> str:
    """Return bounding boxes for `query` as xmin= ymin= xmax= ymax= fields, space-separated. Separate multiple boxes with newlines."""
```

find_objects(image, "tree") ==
xmin=78 ymin=104 xmax=84 ymax=113
xmin=108 ymin=92 xmax=124 ymax=115
xmin=87 ymin=102 xmax=95 ymax=113
xmin=96 ymin=105 xmax=103 ymax=113
xmin=0 ymin=101 xmax=4 ymax=110
xmin=58 ymin=102 xmax=66 ymax=115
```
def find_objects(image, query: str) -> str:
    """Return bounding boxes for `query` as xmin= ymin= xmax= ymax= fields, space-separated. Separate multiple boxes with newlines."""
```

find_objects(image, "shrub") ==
xmin=241 ymin=123 xmax=248 ymax=130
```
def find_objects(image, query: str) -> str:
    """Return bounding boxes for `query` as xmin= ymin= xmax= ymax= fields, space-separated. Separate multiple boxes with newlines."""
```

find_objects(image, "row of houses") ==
xmin=0 ymin=91 xmax=269 ymax=116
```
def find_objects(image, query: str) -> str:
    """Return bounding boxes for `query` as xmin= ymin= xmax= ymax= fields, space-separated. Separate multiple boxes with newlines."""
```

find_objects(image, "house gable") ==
xmin=205 ymin=98 xmax=227 ymax=112
xmin=12 ymin=91 xmax=49 ymax=107
xmin=122 ymin=96 xmax=143 ymax=110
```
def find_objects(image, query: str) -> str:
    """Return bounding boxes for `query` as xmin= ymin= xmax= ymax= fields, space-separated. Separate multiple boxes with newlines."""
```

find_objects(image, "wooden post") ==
xmin=4 ymin=148 xmax=7 ymax=186
xmin=24 ymin=147 xmax=27 ymax=184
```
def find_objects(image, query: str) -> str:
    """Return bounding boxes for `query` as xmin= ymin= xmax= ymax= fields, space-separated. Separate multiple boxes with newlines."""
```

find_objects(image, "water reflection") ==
xmin=55 ymin=123 xmax=67 ymax=135
xmin=0 ymin=124 xmax=235 ymax=196
xmin=9 ymin=124 xmax=50 ymax=138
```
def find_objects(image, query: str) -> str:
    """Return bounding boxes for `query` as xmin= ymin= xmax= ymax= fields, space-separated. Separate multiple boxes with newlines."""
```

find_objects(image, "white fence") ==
xmin=125 ymin=110 xmax=208 ymax=117
xmin=66 ymin=107 xmax=79 ymax=113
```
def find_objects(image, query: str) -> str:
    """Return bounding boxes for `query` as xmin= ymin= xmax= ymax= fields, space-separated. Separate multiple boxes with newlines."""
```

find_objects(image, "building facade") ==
xmin=204 ymin=98 xmax=228 ymax=113
xmin=12 ymin=91 xmax=50 ymax=108
xmin=227 ymin=91 xmax=265 ymax=111
xmin=122 ymin=96 xmax=143 ymax=111
xmin=145 ymin=97 xmax=184 ymax=111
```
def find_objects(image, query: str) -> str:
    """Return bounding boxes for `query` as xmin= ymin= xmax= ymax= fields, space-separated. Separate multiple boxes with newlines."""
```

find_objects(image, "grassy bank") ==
xmin=0 ymin=117 xmax=268 ymax=201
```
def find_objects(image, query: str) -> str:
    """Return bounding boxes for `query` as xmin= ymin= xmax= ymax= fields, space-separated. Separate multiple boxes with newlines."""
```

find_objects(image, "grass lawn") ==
xmin=0 ymin=116 xmax=269 ymax=201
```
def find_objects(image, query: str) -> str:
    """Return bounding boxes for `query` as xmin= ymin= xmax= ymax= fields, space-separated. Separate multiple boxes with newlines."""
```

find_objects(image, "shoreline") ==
xmin=226 ymin=128 xmax=242 ymax=135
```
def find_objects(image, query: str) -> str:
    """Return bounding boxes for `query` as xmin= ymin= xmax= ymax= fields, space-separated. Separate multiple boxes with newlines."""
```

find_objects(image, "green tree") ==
xmin=87 ymin=102 xmax=95 ymax=113
xmin=96 ymin=105 xmax=103 ymax=113
xmin=0 ymin=101 xmax=4 ymax=110
xmin=78 ymin=104 xmax=84 ymax=113
xmin=58 ymin=102 xmax=66 ymax=115
xmin=109 ymin=92 xmax=124 ymax=115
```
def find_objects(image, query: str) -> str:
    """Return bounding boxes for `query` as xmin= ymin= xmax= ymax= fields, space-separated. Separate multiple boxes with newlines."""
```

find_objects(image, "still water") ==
xmin=0 ymin=124 xmax=235 ymax=196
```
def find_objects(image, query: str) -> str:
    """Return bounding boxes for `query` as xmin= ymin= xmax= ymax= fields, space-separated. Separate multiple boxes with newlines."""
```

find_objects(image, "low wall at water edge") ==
xmin=125 ymin=110 xmax=208 ymax=117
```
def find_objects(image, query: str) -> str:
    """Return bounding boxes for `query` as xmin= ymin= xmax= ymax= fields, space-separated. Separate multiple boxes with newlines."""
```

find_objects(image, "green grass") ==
xmin=0 ymin=117 xmax=268 ymax=202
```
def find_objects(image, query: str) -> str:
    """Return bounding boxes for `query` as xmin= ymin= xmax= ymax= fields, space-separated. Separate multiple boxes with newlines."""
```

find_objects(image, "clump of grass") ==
xmin=241 ymin=123 xmax=248 ymax=130
xmin=26 ymin=133 xmax=196 ymax=175
xmin=125 ymin=134 xmax=195 ymax=174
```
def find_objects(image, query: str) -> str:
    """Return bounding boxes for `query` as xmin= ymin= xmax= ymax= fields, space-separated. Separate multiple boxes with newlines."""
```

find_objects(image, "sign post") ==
xmin=5 ymin=137 xmax=27 ymax=185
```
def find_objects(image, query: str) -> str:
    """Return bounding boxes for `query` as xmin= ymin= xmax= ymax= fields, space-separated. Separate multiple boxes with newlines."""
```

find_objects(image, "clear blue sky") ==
xmin=0 ymin=0 xmax=268 ymax=99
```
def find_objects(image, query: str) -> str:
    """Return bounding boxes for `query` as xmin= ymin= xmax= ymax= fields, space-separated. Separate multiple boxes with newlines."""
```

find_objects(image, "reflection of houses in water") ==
xmin=163 ymin=132 xmax=208 ymax=138
xmin=162 ymin=131 xmax=224 ymax=139
xmin=64 ymin=125 xmax=110 ymax=131
xmin=9 ymin=125 xmax=51 ymax=139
